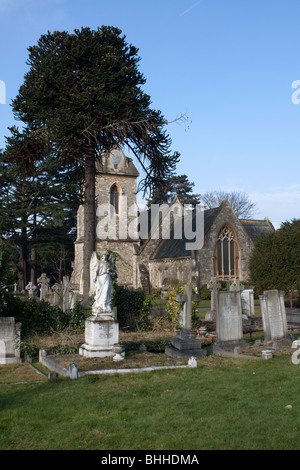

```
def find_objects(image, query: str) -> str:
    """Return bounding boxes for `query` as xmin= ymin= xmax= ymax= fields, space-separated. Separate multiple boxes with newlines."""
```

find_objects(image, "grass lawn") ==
xmin=1 ymin=335 xmax=300 ymax=450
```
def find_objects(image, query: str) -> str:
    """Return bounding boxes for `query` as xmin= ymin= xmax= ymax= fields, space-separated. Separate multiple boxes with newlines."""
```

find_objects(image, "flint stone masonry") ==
xmin=0 ymin=317 xmax=21 ymax=364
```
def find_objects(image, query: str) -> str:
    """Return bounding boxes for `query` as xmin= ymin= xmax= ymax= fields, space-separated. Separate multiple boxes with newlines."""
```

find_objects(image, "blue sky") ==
xmin=0 ymin=0 xmax=300 ymax=228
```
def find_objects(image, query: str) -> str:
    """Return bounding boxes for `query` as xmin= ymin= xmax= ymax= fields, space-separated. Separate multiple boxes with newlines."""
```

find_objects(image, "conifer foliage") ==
xmin=12 ymin=26 xmax=179 ymax=298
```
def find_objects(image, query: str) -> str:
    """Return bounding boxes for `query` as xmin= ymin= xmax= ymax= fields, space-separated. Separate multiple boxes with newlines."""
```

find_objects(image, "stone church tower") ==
xmin=71 ymin=147 xmax=275 ymax=298
xmin=71 ymin=148 xmax=140 ymax=295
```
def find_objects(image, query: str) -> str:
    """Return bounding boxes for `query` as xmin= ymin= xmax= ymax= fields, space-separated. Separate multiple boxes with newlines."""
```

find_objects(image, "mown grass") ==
xmin=1 ymin=351 xmax=300 ymax=450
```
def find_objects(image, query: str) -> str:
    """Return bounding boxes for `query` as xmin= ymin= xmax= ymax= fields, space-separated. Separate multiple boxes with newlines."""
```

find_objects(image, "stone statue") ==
xmin=89 ymin=251 xmax=115 ymax=314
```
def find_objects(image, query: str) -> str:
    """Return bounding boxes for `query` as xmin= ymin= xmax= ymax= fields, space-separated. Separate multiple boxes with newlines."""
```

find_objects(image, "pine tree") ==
xmin=0 ymin=128 xmax=81 ymax=289
xmin=11 ymin=26 xmax=179 ymax=300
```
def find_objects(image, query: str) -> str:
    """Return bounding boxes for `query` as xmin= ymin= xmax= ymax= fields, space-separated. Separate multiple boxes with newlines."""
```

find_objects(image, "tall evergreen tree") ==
xmin=11 ymin=26 xmax=179 ymax=300
xmin=146 ymin=173 xmax=201 ymax=206
xmin=250 ymin=219 xmax=300 ymax=294
xmin=0 ymin=128 xmax=81 ymax=289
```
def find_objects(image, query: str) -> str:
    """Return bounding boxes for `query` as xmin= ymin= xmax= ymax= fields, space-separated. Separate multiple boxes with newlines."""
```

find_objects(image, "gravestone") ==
xmin=37 ymin=273 xmax=50 ymax=301
xmin=62 ymin=276 xmax=77 ymax=312
xmin=241 ymin=288 xmax=255 ymax=317
xmin=25 ymin=281 xmax=36 ymax=298
xmin=165 ymin=284 xmax=207 ymax=359
xmin=205 ymin=277 xmax=221 ymax=321
xmin=229 ymin=279 xmax=244 ymax=293
xmin=51 ymin=283 xmax=63 ymax=308
xmin=260 ymin=290 xmax=289 ymax=343
xmin=0 ymin=317 xmax=21 ymax=364
xmin=214 ymin=291 xmax=245 ymax=350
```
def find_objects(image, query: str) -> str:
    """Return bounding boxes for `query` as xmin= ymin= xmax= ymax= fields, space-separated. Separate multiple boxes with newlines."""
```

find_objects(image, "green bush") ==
xmin=67 ymin=301 xmax=91 ymax=332
xmin=200 ymin=284 xmax=211 ymax=300
xmin=112 ymin=285 xmax=152 ymax=331
xmin=164 ymin=283 xmax=199 ymax=329
xmin=0 ymin=294 xmax=90 ymax=339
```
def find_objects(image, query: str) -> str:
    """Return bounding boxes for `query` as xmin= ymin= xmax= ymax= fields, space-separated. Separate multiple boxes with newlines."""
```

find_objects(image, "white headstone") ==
xmin=216 ymin=291 xmax=245 ymax=348
xmin=260 ymin=290 xmax=289 ymax=342
xmin=241 ymin=288 xmax=255 ymax=317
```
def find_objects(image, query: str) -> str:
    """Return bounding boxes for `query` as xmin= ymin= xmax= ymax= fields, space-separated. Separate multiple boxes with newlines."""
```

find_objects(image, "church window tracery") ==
xmin=214 ymin=225 xmax=239 ymax=280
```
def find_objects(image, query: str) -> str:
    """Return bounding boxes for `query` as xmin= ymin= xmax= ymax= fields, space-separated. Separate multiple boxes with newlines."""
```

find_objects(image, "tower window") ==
xmin=110 ymin=184 xmax=120 ymax=215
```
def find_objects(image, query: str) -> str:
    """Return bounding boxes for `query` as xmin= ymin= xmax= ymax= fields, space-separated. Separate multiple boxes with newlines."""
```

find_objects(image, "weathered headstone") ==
xmin=229 ymin=279 xmax=245 ymax=293
xmin=214 ymin=291 xmax=245 ymax=350
xmin=260 ymin=290 xmax=289 ymax=343
xmin=206 ymin=277 xmax=221 ymax=321
xmin=241 ymin=288 xmax=255 ymax=317
xmin=51 ymin=283 xmax=63 ymax=307
xmin=62 ymin=276 xmax=77 ymax=312
xmin=165 ymin=284 xmax=207 ymax=359
xmin=0 ymin=317 xmax=21 ymax=364
xmin=25 ymin=281 xmax=36 ymax=298
xmin=37 ymin=273 xmax=50 ymax=301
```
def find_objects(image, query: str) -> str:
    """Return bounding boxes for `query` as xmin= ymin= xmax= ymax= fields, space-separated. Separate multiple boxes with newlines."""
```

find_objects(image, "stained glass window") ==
xmin=215 ymin=225 xmax=238 ymax=280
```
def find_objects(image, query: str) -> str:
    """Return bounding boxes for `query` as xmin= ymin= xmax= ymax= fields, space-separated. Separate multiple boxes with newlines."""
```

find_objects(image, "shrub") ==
xmin=200 ymin=284 xmax=211 ymax=300
xmin=112 ymin=285 xmax=152 ymax=331
xmin=0 ymin=295 xmax=90 ymax=339
xmin=164 ymin=283 xmax=199 ymax=330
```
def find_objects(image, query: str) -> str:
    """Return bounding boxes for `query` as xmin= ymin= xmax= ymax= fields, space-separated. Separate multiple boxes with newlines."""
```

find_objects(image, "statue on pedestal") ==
xmin=89 ymin=251 xmax=115 ymax=314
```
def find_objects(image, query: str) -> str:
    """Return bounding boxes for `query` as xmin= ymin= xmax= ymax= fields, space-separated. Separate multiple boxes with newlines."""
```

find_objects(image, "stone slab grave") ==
xmin=0 ymin=317 xmax=21 ymax=364
xmin=214 ymin=290 xmax=246 ymax=351
xmin=165 ymin=284 xmax=207 ymax=359
xmin=260 ymin=290 xmax=290 ymax=344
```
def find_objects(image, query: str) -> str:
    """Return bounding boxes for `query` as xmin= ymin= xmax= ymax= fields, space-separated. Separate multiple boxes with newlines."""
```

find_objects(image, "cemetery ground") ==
xmin=1 ymin=300 xmax=300 ymax=450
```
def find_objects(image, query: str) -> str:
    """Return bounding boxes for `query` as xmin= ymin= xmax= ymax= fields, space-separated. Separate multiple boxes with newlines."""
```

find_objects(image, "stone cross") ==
xmin=52 ymin=283 xmax=63 ymax=307
xmin=37 ymin=273 xmax=50 ymax=301
xmin=207 ymin=277 xmax=221 ymax=320
xmin=229 ymin=279 xmax=245 ymax=292
xmin=176 ymin=284 xmax=200 ymax=330
xmin=62 ymin=276 xmax=77 ymax=312
xmin=25 ymin=282 xmax=36 ymax=298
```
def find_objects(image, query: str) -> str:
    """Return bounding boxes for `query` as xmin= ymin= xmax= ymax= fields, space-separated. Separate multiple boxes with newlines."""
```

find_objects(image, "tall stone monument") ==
xmin=260 ymin=290 xmax=289 ymax=343
xmin=79 ymin=251 xmax=119 ymax=358
xmin=165 ymin=284 xmax=207 ymax=359
xmin=214 ymin=290 xmax=245 ymax=350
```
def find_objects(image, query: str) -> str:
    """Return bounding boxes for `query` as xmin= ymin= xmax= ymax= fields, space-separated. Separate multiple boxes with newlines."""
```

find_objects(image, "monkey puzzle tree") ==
xmin=11 ymin=26 xmax=179 ymax=300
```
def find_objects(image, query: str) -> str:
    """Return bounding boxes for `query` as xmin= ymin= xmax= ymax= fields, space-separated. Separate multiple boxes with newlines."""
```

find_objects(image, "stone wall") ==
xmin=194 ymin=201 xmax=254 ymax=289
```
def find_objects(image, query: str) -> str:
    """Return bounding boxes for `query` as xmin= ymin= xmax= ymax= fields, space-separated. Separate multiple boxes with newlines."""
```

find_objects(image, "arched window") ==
xmin=214 ymin=225 xmax=239 ymax=280
xmin=110 ymin=184 xmax=120 ymax=215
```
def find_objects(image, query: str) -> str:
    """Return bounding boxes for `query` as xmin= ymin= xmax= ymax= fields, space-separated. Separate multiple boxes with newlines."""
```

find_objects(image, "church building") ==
xmin=71 ymin=148 xmax=274 ymax=295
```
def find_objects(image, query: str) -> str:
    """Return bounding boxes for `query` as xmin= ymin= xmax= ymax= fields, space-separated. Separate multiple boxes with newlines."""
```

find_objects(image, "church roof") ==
xmin=239 ymin=218 xmax=275 ymax=242
xmin=149 ymin=206 xmax=275 ymax=261
xmin=150 ymin=208 xmax=218 ymax=260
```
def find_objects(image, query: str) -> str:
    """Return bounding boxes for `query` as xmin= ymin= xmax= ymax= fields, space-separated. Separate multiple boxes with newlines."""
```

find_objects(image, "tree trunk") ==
xmin=82 ymin=148 xmax=96 ymax=304
xmin=19 ymin=226 xmax=28 ymax=291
